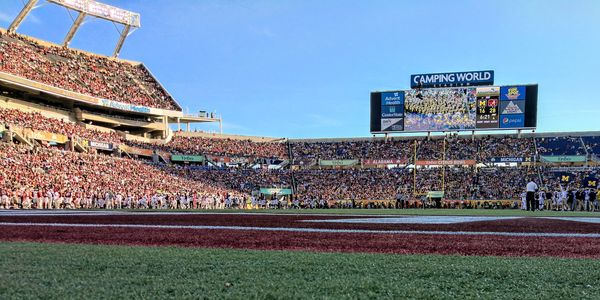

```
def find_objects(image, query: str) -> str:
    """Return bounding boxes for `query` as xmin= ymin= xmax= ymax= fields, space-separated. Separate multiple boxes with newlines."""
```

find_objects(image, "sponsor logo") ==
xmin=381 ymin=91 xmax=404 ymax=106
xmin=381 ymin=118 xmax=403 ymax=131
xmin=500 ymin=86 xmax=526 ymax=101
xmin=100 ymin=99 xmax=151 ymax=114
xmin=500 ymin=100 xmax=525 ymax=114
xmin=411 ymin=71 xmax=494 ymax=88
xmin=504 ymin=87 xmax=521 ymax=100
xmin=499 ymin=114 xmax=525 ymax=128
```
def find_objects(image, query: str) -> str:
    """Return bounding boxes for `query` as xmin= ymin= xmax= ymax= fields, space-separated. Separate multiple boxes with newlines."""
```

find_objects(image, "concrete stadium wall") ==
xmin=175 ymin=131 xmax=286 ymax=143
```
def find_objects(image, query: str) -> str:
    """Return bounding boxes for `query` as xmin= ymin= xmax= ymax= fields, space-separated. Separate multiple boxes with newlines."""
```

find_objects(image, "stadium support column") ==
xmin=163 ymin=116 xmax=168 ymax=139
xmin=112 ymin=25 xmax=131 ymax=58
xmin=8 ymin=0 xmax=39 ymax=32
xmin=442 ymin=138 xmax=446 ymax=192
xmin=413 ymin=140 xmax=417 ymax=196
xmin=63 ymin=12 xmax=87 ymax=48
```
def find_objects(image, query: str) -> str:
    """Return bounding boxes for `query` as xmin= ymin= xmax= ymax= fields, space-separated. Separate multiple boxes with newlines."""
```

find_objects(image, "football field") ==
xmin=2 ymin=209 xmax=600 ymax=299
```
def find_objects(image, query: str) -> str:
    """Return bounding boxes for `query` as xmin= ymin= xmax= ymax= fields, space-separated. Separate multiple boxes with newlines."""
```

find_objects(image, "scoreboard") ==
xmin=370 ymin=84 xmax=538 ymax=133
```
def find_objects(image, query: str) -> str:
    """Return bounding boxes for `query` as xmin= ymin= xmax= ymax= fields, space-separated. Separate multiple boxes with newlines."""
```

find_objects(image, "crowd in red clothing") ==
xmin=0 ymin=31 xmax=179 ymax=111
xmin=0 ymin=142 xmax=243 ymax=209
xmin=0 ymin=108 xmax=122 ymax=144
xmin=160 ymin=136 xmax=289 ymax=159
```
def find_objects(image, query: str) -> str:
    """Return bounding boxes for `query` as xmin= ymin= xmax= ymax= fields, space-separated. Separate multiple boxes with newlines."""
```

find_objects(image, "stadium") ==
xmin=2 ymin=1 xmax=600 ymax=299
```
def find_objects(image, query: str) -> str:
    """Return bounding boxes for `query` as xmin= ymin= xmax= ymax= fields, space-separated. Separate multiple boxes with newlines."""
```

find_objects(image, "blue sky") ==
xmin=1 ymin=0 xmax=599 ymax=138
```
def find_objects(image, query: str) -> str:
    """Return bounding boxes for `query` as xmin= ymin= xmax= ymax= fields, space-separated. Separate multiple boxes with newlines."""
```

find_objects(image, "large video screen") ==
xmin=371 ymin=84 xmax=537 ymax=133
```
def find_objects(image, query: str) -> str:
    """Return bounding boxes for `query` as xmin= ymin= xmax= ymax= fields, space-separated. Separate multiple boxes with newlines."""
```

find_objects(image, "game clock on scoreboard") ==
xmin=475 ymin=87 xmax=500 ymax=129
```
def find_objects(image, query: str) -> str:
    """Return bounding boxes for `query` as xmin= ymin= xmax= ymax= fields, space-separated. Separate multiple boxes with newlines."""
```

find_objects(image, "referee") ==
xmin=526 ymin=178 xmax=538 ymax=212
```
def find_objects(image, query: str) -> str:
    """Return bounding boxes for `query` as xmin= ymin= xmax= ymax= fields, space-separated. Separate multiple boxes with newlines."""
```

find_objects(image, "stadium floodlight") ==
xmin=8 ymin=0 xmax=141 ymax=58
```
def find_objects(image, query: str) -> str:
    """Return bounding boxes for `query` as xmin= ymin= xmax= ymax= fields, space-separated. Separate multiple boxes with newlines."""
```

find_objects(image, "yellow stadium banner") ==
xmin=29 ymin=130 xmax=69 ymax=144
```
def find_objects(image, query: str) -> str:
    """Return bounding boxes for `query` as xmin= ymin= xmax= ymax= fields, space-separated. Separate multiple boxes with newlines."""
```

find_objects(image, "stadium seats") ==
xmin=0 ymin=108 xmax=122 ymax=144
xmin=0 ymin=31 xmax=180 ymax=111
xmin=536 ymin=137 xmax=585 ymax=156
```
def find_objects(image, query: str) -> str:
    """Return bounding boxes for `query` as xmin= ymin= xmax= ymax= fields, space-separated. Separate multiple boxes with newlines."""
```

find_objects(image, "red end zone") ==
xmin=1 ymin=211 xmax=600 ymax=258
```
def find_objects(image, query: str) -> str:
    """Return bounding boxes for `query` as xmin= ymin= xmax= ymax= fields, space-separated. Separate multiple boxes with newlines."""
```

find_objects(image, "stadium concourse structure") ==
xmin=1 ymin=29 xmax=600 ymax=210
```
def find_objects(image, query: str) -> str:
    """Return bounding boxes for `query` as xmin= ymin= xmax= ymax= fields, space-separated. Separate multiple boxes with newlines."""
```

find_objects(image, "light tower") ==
xmin=8 ymin=0 xmax=141 ymax=57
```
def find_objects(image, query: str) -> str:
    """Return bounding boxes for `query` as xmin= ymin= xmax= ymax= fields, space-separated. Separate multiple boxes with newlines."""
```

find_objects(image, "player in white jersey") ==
xmin=0 ymin=192 xmax=9 ymax=209
xmin=538 ymin=191 xmax=545 ymax=211
xmin=584 ymin=189 xmax=591 ymax=212
xmin=553 ymin=191 xmax=561 ymax=211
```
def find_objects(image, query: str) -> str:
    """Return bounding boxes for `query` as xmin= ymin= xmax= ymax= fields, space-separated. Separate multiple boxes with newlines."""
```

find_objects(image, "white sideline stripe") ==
xmin=1 ymin=222 xmax=600 ymax=238
xmin=545 ymin=217 xmax=600 ymax=224
xmin=304 ymin=216 xmax=522 ymax=224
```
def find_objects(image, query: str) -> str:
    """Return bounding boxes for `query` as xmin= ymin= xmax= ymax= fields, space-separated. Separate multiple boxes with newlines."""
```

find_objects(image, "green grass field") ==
xmin=2 ymin=242 xmax=600 ymax=299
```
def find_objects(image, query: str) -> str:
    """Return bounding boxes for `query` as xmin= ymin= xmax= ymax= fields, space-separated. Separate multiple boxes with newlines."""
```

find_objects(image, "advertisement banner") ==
xmin=500 ymin=86 xmax=526 ymax=101
xmin=541 ymin=156 xmax=587 ymax=163
xmin=381 ymin=118 xmax=404 ymax=131
xmin=319 ymin=159 xmax=359 ymax=166
xmin=99 ymin=99 xmax=151 ymax=114
xmin=410 ymin=70 xmax=494 ymax=88
xmin=259 ymin=188 xmax=293 ymax=195
xmin=119 ymin=144 xmax=153 ymax=157
xmin=499 ymin=114 xmax=525 ymax=128
xmin=416 ymin=160 xmax=476 ymax=166
xmin=30 ymin=130 xmax=68 ymax=144
xmin=489 ymin=157 xmax=534 ymax=163
xmin=171 ymin=155 xmax=205 ymax=162
xmin=89 ymin=141 xmax=113 ymax=151
xmin=362 ymin=158 xmax=407 ymax=165
xmin=499 ymin=100 xmax=525 ymax=115
xmin=381 ymin=91 xmax=404 ymax=106
xmin=427 ymin=191 xmax=445 ymax=198
xmin=380 ymin=105 xmax=404 ymax=118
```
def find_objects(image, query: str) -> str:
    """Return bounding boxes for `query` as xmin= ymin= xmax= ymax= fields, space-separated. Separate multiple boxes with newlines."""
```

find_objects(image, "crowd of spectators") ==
xmin=0 ymin=142 xmax=244 ymax=209
xmin=167 ymin=166 xmax=292 ymax=193
xmin=0 ymin=31 xmax=179 ymax=111
xmin=293 ymin=168 xmax=412 ymax=201
xmin=0 ymin=108 xmax=122 ymax=144
xmin=291 ymin=136 xmax=538 ymax=163
xmin=404 ymin=88 xmax=477 ymax=131
xmin=160 ymin=136 xmax=288 ymax=159
xmin=537 ymin=137 xmax=585 ymax=156
xmin=478 ymin=136 xmax=535 ymax=161
xmin=583 ymin=136 xmax=600 ymax=157
xmin=473 ymin=167 xmax=532 ymax=200
xmin=290 ymin=139 xmax=413 ymax=161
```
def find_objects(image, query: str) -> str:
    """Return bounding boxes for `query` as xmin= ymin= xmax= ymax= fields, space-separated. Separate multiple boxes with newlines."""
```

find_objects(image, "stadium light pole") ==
xmin=63 ymin=12 xmax=87 ymax=47
xmin=112 ymin=24 xmax=131 ymax=58
xmin=8 ymin=0 xmax=39 ymax=33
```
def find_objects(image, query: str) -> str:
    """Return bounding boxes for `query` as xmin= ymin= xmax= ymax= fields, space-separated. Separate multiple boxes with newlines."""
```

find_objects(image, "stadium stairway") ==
xmin=580 ymin=137 xmax=590 ymax=162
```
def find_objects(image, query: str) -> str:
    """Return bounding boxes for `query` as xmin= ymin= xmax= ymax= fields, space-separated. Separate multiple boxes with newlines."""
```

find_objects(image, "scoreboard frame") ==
xmin=370 ymin=84 xmax=538 ymax=134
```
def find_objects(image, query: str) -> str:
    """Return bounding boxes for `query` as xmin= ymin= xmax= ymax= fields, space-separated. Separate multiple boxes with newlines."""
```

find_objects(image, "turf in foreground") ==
xmin=1 ymin=242 xmax=599 ymax=299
